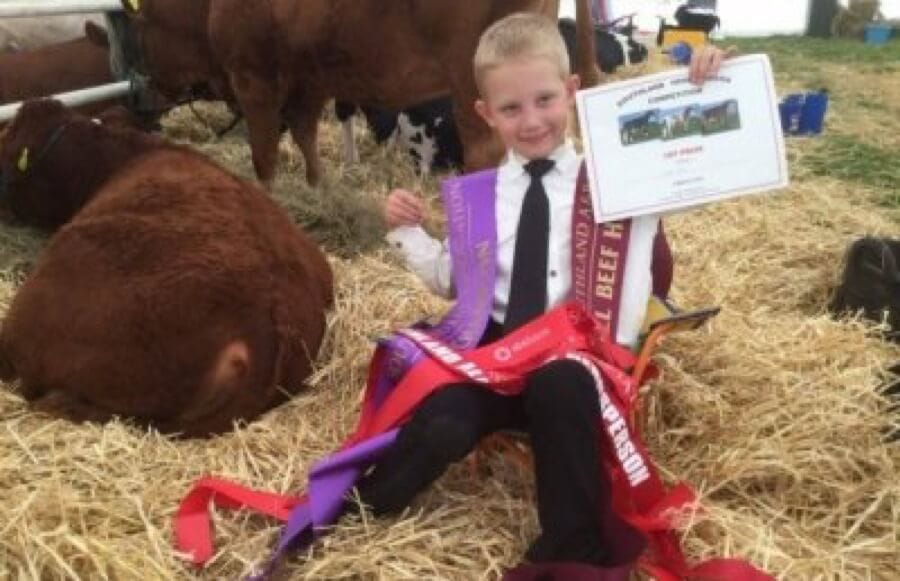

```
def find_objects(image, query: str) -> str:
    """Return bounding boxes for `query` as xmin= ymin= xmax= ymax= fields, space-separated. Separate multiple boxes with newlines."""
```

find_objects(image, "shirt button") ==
xmin=550 ymin=270 xmax=558 ymax=277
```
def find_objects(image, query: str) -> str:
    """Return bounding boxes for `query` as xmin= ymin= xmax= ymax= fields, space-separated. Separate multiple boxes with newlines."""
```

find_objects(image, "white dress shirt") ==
xmin=386 ymin=142 xmax=659 ymax=349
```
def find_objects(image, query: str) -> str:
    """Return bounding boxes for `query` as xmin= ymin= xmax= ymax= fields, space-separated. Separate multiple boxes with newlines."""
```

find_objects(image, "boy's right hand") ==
xmin=384 ymin=188 xmax=426 ymax=229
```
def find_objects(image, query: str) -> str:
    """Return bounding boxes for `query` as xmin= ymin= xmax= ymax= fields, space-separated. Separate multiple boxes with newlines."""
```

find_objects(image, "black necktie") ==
xmin=504 ymin=158 xmax=555 ymax=334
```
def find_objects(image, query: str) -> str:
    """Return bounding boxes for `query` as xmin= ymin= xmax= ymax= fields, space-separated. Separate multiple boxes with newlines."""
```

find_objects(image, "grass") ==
xmin=804 ymin=135 xmax=900 ymax=205
xmin=729 ymin=34 xmax=900 ymax=70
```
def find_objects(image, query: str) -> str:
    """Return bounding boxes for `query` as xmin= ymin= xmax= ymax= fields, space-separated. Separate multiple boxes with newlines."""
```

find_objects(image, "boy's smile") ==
xmin=475 ymin=56 xmax=579 ymax=161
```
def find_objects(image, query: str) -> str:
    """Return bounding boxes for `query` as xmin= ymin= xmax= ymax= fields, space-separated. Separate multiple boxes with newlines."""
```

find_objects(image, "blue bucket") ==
xmin=865 ymin=23 xmax=892 ymax=45
xmin=778 ymin=94 xmax=804 ymax=135
xmin=798 ymin=91 xmax=828 ymax=134
xmin=779 ymin=91 xmax=828 ymax=136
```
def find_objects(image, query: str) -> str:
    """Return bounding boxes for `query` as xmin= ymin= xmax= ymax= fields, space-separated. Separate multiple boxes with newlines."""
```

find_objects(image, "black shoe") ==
xmin=504 ymin=561 xmax=632 ymax=581
xmin=525 ymin=530 xmax=611 ymax=565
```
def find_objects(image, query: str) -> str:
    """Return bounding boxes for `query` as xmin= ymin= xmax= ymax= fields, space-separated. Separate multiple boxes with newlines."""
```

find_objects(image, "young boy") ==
xmin=359 ymin=13 xmax=727 ymax=574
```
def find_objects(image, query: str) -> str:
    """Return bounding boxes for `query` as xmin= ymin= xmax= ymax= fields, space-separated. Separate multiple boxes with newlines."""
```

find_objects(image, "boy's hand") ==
xmin=688 ymin=45 xmax=733 ymax=85
xmin=384 ymin=188 xmax=426 ymax=229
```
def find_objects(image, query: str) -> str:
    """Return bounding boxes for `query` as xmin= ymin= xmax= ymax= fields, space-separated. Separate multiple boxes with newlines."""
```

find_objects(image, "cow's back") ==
xmin=241 ymin=0 xmax=549 ymax=108
xmin=0 ymin=34 xmax=111 ymax=110
xmin=0 ymin=148 xmax=332 ymax=435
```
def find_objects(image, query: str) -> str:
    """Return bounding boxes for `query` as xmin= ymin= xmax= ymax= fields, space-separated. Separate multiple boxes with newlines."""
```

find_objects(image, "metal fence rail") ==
xmin=0 ymin=81 xmax=136 ymax=122
xmin=0 ymin=0 xmax=145 ymax=123
xmin=0 ymin=0 xmax=123 ymax=18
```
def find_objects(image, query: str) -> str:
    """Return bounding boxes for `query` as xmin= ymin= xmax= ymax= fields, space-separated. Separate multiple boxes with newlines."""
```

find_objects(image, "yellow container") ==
xmin=658 ymin=27 xmax=708 ymax=50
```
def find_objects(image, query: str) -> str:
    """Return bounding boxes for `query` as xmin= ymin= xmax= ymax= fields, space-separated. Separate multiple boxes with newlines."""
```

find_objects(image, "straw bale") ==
xmin=1 ymin=45 xmax=898 ymax=581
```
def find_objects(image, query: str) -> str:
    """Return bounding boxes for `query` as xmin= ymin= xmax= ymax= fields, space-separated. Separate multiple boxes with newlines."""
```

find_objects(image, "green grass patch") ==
xmin=852 ymin=96 xmax=889 ymax=111
xmin=727 ymin=35 xmax=900 ymax=73
xmin=801 ymin=134 xmax=900 ymax=205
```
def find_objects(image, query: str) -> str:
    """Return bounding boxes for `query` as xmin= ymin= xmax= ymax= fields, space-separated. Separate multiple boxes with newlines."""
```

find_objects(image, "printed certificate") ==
xmin=575 ymin=54 xmax=789 ymax=222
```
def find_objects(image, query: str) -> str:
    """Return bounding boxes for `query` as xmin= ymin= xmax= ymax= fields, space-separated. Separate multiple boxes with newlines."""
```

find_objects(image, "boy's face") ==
xmin=474 ymin=56 xmax=579 ymax=161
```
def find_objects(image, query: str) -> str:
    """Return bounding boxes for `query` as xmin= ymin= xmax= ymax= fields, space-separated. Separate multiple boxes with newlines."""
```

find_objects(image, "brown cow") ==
xmin=0 ymin=22 xmax=116 ymax=119
xmin=121 ymin=0 xmax=600 ymax=187
xmin=0 ymin=99 xmax=334 ymax=437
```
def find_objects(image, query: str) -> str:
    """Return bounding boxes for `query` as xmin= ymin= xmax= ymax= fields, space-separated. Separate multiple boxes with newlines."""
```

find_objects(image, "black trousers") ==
xmin=356 ymin=331 xmax=643 ymax=565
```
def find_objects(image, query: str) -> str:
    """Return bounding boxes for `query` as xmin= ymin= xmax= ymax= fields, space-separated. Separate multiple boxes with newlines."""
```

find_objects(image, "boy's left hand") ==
xmin=688 ymin=45 xmax=733 ymax=85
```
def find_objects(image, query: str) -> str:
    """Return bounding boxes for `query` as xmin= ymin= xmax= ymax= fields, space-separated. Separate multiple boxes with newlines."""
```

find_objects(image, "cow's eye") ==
xmin=16 ymin=147 xmax=28 ymax=173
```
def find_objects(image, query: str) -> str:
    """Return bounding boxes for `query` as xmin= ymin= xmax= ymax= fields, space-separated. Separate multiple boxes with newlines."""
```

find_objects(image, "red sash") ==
xmin=173 ymin=302 xmax=770 ymax=580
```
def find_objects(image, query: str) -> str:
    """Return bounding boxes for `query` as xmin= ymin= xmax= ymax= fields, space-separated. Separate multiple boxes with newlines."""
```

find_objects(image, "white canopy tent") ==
xmin=560 ymin=0 xmax=900 ymax=37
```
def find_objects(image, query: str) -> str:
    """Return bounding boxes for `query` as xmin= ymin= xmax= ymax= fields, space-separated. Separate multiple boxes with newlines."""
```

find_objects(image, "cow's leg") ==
xmin=341 ymin=120 xmax=360 ymax=165
xmin=0 ymin=344 xmax=18 ymax=383
xmin=440 ymin=43 xmax=504 ymax=171
xmin=543 ymin=0 xmax=561 ymax=19
xmin=229 ymin=71 xmax=284 ymax=189
xmin=31 ymin=390 xmax=118 ymax=424
xmin=334 ymin=101 xmax=361 ymax=163
xmin=13 ymin=380 xmax=47 ymax=401
xmin=574 ymin=0 xmax=602 ymax=87
xmin=284 ymin=94 xmax=327 ymax=187
xmin=455 ymin=93 xmax=503 ymax=171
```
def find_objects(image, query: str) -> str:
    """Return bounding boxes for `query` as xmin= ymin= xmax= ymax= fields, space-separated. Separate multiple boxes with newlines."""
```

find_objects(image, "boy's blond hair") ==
xmin=473 ymin=12 xmax=570 ymax=94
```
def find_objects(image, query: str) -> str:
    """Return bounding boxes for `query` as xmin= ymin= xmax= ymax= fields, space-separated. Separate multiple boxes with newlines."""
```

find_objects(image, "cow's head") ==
xmin=120 ymin=0 xmax=222 ymax=103
xmin=0 ymin=99 xmax=159 ymax=229
xmin=830 ymin=237 xmax=900 ymax=341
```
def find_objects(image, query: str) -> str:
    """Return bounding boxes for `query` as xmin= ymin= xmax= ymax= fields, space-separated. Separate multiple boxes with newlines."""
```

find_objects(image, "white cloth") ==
xmin=386 ymin=141 xmax=659 ymax=349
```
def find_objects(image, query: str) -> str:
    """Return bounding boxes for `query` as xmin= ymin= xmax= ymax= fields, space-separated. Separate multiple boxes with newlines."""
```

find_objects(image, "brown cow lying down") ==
xmin=121 ymin=0 xmax=600 ymax=187
xmin=0 ymin=22 xmax=116 ymax=119
xmin=0 ymin=99 xmax=334 ymax=437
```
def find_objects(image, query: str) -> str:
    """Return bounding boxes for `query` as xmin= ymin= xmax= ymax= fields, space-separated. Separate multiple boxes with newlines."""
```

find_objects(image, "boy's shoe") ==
xmin=503 ymin=561 xmax=632 ymax=581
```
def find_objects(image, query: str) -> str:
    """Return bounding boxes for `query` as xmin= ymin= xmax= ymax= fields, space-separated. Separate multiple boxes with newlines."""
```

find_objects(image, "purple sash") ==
xmin=248 ymin=169 xmax=500 ymax=579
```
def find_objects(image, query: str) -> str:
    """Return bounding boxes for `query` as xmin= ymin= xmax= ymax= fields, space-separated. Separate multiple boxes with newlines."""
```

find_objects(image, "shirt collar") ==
xmin=499 ymin=140 xmax=579 ymax=183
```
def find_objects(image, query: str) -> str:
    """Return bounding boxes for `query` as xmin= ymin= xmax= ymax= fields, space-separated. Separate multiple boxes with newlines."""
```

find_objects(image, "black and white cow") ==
xmin=674 ymin=3 xmax=721 ymax=34
xmin=335 ymin=97 xmax=463 ymax=175
xmin=557 ymin=17 xmax=648 ymax=76
xmin=339 ymin=18 xmax=648 ymax=174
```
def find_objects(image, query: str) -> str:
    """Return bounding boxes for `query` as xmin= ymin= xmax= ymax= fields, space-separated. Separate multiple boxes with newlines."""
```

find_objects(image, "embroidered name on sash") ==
xmin=566 ymin=353 xmax=650 ymax=488
xmin=600 ymin=387 xmax=650 ymax=487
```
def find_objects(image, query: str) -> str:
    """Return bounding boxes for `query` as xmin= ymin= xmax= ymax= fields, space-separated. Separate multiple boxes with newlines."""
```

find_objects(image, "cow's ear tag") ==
xmin=16 ymin=148 xmax=28 ymax=173
xmin=125 ymin=0 xmax=140 ymax=12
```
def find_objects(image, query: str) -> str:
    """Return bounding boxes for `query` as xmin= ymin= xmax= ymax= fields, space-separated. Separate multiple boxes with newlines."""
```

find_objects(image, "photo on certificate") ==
xmin=577 ymin=54 xmax=789 ymax=222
